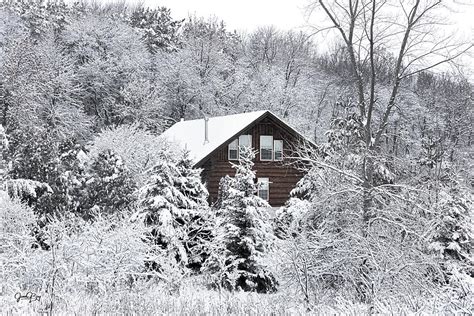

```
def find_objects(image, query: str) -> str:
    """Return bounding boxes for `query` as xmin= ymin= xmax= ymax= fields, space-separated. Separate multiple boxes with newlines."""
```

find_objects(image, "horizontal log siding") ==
xmin=200 ymin=116 xmax=305 ymax=207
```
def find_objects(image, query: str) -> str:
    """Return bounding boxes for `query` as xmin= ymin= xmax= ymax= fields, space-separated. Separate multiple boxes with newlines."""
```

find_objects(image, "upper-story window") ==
xmin=260 ymin=135 xmax=273 ymax=161
xmin=228 ymin=139 xmax=238 ymax=160
xmin=228 ymin=135 xmax=252 ymax=160
xmin=238 ymin=135 xmax=252 ymax=157
xmin=274 ymin=140 xmax=283 ymax=161
xmin=260 ymin=136 xmax=284 ymax=161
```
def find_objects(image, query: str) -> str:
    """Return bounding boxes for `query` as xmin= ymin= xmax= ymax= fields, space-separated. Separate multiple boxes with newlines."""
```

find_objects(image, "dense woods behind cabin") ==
xmin=0 ymin=0 xmax=472 ymax=314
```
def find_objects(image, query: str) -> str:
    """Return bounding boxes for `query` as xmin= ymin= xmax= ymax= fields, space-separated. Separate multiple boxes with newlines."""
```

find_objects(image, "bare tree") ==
xmin=306 ymin=0 xmax=472 ymax=233
xmin=295 ymin=1 xmax=473 ymax=310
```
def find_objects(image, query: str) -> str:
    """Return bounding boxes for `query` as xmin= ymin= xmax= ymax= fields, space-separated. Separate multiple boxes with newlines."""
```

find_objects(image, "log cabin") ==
xmin=161 ymin=110 xmax=313 ymax=207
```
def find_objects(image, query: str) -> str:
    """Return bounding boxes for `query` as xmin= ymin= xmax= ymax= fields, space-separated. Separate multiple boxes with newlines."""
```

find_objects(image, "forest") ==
xmin=0 ymin=0 xmax=472 ymax=314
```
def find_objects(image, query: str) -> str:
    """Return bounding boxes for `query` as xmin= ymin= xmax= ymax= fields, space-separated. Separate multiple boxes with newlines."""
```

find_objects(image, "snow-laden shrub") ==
xmin=274 ymin=197 xmax=311 ymax=238
xmin=203 ymin=147 xmax=277 ymax=293
xmin=5 ymin=212 xmax=154 ymax=310
xmin=54 ymin=214 xmax=150 ymax=292
xmin=276 ymin=157 xmax=465 ymax=310
xmin=0 ymin=192 xmax=38 ymax=294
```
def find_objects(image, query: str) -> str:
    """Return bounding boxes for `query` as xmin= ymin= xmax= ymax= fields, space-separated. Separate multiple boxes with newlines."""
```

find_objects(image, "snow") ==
xmin=160 ymin=111 xmax=268 ymax=165
xmin=5 ymin=179 xmax=53 ymax=199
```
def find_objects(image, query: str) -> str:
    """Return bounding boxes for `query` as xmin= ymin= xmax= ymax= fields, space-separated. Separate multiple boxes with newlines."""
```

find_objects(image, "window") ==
xmin=260 ymin=135 xmax=273 ymax=161
xmin=238 ymin=134 xmax=252 ymax=157
xmin=228 ymin=139 xmax=238 ymax=160
xmin=257 ymin=178 xmax=269 ymax=201
xmin=274 ymin=140 xmax=283 ymax=161
xmin=229 ymin=135 xmax=252 ymax=160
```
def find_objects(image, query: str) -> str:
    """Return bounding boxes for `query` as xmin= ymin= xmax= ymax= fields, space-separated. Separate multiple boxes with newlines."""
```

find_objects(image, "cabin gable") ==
xmin=199 ymin=113 xmax=305 ymax=207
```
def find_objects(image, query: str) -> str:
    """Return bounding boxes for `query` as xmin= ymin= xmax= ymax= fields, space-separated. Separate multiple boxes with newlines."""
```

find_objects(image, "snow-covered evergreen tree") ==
xmin=176 ymin=151 xmax=214 ymax=269
xmin=175 ymin=151 xmax=209 ymax=209
xmin=30 ymin=141 xmax=89 ymax=221
xmin=136 ymin=150 xmax=209 ymax=267
xmin=204 ymin=147 xmax=277 ymax=293
xmin=215 ymin=175 xmax=233 ymax=209
xmin=4 ymin=178 xmax=52 ymax=204
xmin=0 ymin=125 xmax=8 ymax=183
xmin=428 ymin=167 xmax=473 ymax=278
xmin=0 ymin=0 xmax=70 ymax=38
xmin=80 ymin=149 xmax=136 ymax=219
xmin=129 ymin=6 xmax=182 ymax=53
xmin=185 ymin=208 xmax=216 ymax=271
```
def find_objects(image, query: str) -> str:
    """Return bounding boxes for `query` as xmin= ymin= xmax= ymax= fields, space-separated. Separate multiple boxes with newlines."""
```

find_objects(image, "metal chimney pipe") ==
xmin=204 ymin=117 xmax=209 ymax=144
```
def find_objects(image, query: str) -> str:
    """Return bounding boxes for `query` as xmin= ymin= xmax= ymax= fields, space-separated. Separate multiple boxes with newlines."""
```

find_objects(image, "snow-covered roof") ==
xmin=161 ymin=111 xmax=267 ymax=165
xmin=161 ymin=110 xmax=314 ymax=166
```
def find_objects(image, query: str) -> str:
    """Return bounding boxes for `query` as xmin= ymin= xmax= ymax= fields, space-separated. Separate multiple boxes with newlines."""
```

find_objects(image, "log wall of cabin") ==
xmin=199 ymin=116 xmax=305 ymax=207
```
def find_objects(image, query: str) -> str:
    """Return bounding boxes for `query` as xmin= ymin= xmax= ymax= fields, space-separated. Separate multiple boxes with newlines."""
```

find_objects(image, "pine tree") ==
xmin=204 ymin=147 xmax=277 ymax=293
xmin=0 ymin=125 xmax=8 ymax=184
xmin=215 ymin=175 xmax=233 ymax=209
xmin=80 ymin=149 xmax=136 ymax=219
xmin=129 ymin=6 xmax=182 ymax=53
xmin=137 ymin=150 xmax=209 ymax=266
xmin=428 ymin=167 xmax=473 ymax=278
xmin=176 ymin=151 xmax=213 ymax=269
xmin=1 ymin=0 xmax=70 ymax=38
xmin=175 ymin=151 xmax=209 ymax=209
xmin=6 ymin=130 xmax=73 ymax=216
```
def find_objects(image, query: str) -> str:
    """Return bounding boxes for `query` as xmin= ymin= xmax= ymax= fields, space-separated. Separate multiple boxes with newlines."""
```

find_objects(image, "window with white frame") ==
xmin=260 ymin=135 xmax=273 ymax=161
xmin=228 ymin=139 xmax=238 ymax=160
xmin=274 ymin=140 xmax=283 ymax=161
xmin=238 ymin=134 xmax=252 ymax=157
xmin=257 ymin=178 xmax=269 ymax=201
xmin=228 ymin=135 xmax=252 ymax=160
